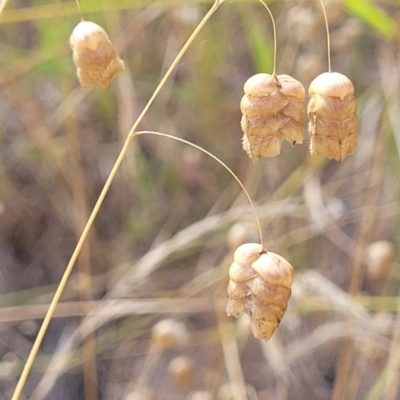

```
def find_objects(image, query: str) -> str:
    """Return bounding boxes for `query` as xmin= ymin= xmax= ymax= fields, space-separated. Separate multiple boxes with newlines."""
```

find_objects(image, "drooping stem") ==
xmin=319 ymin=0 xmax=332 ymax=72
xmin=11 ymin=2 xmax=224 ymax=399
xmin=135 ymin=131 xmax=264 ymax=248
xmin=75 ymin=0 xmax=84 ymax=21
xmin=258 ymin=0 xmax=277 ymax=77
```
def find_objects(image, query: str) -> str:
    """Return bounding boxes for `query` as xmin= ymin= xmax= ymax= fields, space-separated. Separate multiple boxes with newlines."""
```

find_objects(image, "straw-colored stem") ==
xmin=64 ymin=87 xmax=98 ymax=400
xmin=319 ymin=0 xmax=331 ymax=72
xmin=134 ymin=131 xmax=264 ymax=248
xmin=11 ymin=2 xmax=224 ymax=398
xmin=75 ymin=0 xmax=83 ymax=21
xmin=258 ymin=0 xmax=277 ymax=76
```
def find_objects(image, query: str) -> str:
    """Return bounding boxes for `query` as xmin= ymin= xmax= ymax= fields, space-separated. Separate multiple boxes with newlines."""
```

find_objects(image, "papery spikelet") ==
xmin=365 ymin=240 xmax=394 ymax=281
xmin=226 ymin=243 xmax=294 ymax=341
xmin=151 ymin=319 xmax=188 ymax=350
xmin=70 ymin=21 xmax=125 ymax=89
xmin=308 ymin=72 xmax=358 ymax=162
xmin=240 ymin=73 xmax=306 ymax=161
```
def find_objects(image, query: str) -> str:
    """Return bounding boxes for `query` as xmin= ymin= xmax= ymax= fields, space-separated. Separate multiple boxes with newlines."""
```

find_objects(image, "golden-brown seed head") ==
xmin=70 ymin=21 xmax=125 ymax=89
xmin=307 ymin=71 xmax=358 ymax=162
xmin=240 ymin=73 xmax=306 ymax=161
xmin=226 ymin=243 xmax=294 ymax=341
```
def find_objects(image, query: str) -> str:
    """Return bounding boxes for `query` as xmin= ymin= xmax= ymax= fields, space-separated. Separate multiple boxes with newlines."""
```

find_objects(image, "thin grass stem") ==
xmin=258 ymin=0 xmax=277 ymax=76
xmin=10 ymin=2 xmax=225 ymax=398
xmin=75 ymin=0 xmax=84 ymax=21
xmin=319 ymin=0 xmax=332 ymax=72
xmin=135 ymin=131 xmax=264 ymax=248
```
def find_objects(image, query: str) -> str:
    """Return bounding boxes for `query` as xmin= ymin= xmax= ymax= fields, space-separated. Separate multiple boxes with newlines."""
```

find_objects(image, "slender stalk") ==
xmin=11 ymin=2 xmax=224 ymax=398
xmin=75 ymin=0 xmax=84 ymax=21
xmin=135 ymin=131 xmax=264 ymax=248
xmin=319 ymin=0 xmax=332 ymax=72
xmin=64 ymin=87 xmax=98 ymax=399
xmin=258 ymin=0 xmax=277 ymax=76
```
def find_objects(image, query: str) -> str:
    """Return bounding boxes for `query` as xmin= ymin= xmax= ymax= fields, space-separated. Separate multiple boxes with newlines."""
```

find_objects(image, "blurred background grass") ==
xmin=0 ymin=0 xmax=399 ymax=399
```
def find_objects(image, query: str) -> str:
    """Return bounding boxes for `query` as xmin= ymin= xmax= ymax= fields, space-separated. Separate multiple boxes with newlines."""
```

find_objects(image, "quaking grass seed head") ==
xmin=240 ymin=73 xmax=306 ymax=161
xmin=226 ymin=243 xmax=294 ymax=341
xmin=365 ymin=240 xmax=394 ymax=281
xmin=151 ymin=319 xmax=188 ymax=350
xmin=69 ymin=21 xmax=125 ymax=89
xmin=307 ymin=71 xmax=358 ymax=162
xmin=168 ymin=355 xmax=194 ymax=389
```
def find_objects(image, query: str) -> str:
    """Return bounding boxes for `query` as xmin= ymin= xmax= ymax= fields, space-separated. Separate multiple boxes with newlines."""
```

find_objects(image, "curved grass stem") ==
xmin=11 ymin=1 xmax=224 ymax=398
xmin=319 ymin=0 xmax=332 ymax=72
xmin=75 ymin=0 xmax=83 ymax=21
xmin=134 ymin=130 xmax=264 ymax=247
xmin=258 ymin=0 xmax=277 ymax=76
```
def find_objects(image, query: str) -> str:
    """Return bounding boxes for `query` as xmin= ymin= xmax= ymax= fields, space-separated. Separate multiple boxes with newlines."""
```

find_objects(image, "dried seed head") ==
xmin=168 ymin=355 xmax=194 ymax=389
xmin=308 ymin=71 xmax=358 ymax=162
xmin=226 ymin=243 xmax=294 ymax=341
xmin=241 ymin=73 xmax=306 ymax=161
xmin=151 ymin=319 xmax=188 ymax=350
xmin=365 ymin=240 xmax=394 ymax=281
xmin=70 ymin=21 xmax=125 ymax=89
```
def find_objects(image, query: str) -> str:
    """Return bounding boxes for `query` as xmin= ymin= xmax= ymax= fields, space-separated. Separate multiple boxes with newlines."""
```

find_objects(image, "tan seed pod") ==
xmin=226 ymin=243 xmax=294 ymax=341
xmin=365 ymin=240 xmax=394 ymax=281
xmin=70 ymin=21 xmax=125 ymax=89
xmin=151 ymin=319 xmax=188 ymax=350
xmin=240 ymin=73 xmax=306 ymax=161
xmin=168 ymin=355 xmax=195 ymax=388
xmin=308 ymin=71 xmax=358 ymax=162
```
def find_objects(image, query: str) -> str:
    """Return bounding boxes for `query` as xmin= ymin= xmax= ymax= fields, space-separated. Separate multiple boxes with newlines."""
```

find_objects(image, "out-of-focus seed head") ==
xmin=365 ymin=240 xmax=394 ymax=281
xmin=70 ymin=21 xmax=125 ymax=89
xmin=240 ymin=73 xmax=306 ymax=161
xmin=151 ymin=319 xmax=188 ymax=350
xmin=308 ymin=71 xmax=358 ymax=162
xmin=226 ymin=243 xmax=294 ymax=341
xmin=20 ymin=320 xmax=39 ymax=337
xmin=168 ymin=355 xmax=194 ymax=389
